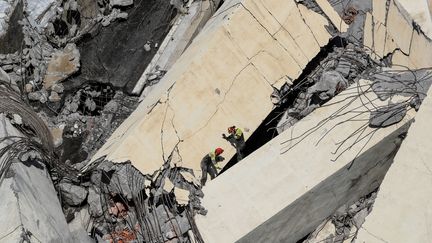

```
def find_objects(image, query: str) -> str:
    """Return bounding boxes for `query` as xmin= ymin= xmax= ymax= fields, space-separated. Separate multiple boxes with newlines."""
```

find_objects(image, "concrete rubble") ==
xmin=0 ymin=79 xmax=205 ymax=242
xmin=51 ymin=157 xmax=206 ymax=242
xmin=0 ymin=0 xmax=204 ymax=241
xmin=0 ymin=0 xmax=431 ymax=242
xmin=303 ymin=190 xmax=377 ymax=243
xmin=43 ymin=43 xmax=80 ymax=90
xmin=276 ymin=43 xmax=371 ymax=133
xmin=0 ymin=92 xmax=81 ymax=242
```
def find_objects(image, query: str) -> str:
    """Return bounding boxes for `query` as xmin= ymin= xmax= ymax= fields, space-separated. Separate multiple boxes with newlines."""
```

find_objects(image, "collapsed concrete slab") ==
xmin=355 ymin=80 xmax=432 ymax=242
xmin=194 ymin=78 xmax=414 ymax=242
xmin=91 ymin=0 xmax=346 ymax=175
xmin=81 ymin=0 xmax=432 ymax=240
xmin=0 ymin=115 xmax=76 ymax=242
xmin=0 ymin=161 xmax=76 ymax=242
xmin=132 ymin=0 xmax=222 ymax=96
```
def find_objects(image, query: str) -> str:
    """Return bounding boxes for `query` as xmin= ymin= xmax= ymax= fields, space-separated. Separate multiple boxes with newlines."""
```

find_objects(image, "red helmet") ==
xmin=215 ymin=147 xmax=224 ymax=155
xmin=228 ymin=126 xmax=235 ymax=133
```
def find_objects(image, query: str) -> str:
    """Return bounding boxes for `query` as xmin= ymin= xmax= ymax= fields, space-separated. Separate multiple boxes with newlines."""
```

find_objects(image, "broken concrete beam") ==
xmin=0 ymin=115 xmax=75 ymax=242
xmin=194 ymin=79 xmax=414 ymax=243
xmin=355 ymin=80 xmax=432 ymax=242
xmin=387 ymin=0 xmax=413 ymax=54
xmin=0 ymin=161 xmax=76 ymax=242
xmin=91 ymin=0 xmax=335 ymax=175
xmin=303 ymin=219 xmax=336 ymax=243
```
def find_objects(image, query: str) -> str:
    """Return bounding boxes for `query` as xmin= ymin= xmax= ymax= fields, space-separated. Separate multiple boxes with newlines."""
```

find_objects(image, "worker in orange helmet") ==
xmin=222 ymin=125 xmax=245 ymax=161
xmin=200 ymin=147 xmax=225 ymax=186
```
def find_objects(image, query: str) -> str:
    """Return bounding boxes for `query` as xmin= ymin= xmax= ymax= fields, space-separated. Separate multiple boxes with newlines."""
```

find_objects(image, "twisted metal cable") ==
xmin=0 ymin=83 xmax=77 ymax=183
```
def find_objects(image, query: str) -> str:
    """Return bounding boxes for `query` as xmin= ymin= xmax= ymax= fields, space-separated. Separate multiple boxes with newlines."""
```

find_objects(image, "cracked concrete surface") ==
xmin=364 ymin=0 xmax=432 ymax=68
xmin=93 ymin=0 xmax=432 ymax=177
xmin=84 ymin=3 xmax=432 ymax=240
xmin=195 ymin=79 xmax=413 ymax=242
xmin=91 ymin=0 xmax=346 ymax=175
xmin=0 ymin=0 xmax=431 ymax=242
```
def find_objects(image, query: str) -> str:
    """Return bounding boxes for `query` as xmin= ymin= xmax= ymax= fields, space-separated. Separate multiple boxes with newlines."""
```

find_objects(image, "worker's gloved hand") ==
xmin=222 ymin=133 xmax=227 ymax=139
xmin=215 ymin=164 xmax=222 ymax=170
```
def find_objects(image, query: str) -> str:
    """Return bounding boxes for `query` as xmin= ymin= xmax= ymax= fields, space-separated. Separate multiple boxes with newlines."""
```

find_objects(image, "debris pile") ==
xmin=274 ymin=40 xmax=432 ymax=135
xmin=58 ymin=155 xmax=205 ymax=242
xmin=0 ymin=83 xmax=77 ymax=182
xmin=368 ymin=69 xmax=432 ymax=127
xmin=276 ymin=42 xmax=374 ymax=133
xmin=35 ymin=87 xmax=138 ymax=165
xmin=0 ymin=1 xmax=193 ymax=241
xmin=1 ymin=0 xmax=431 ymax=242
xmin=0 ymin=0 xmax=167 ymax=107
xmin=302 ymin=190 xmax=378 ymax=243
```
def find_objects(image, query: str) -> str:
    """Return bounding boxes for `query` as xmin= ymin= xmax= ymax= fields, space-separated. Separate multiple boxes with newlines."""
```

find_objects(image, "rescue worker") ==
xmin=200 ymin=147 xmax=224 ymax=186
xmin=222 ymin=125 xmax=245 ymax=161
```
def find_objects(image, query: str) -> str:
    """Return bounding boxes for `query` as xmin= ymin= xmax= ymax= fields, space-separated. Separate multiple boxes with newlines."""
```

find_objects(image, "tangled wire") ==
xmin=0 ymin=82 xmax=77 ymax=184
xmin=279 ymin=67 xmax=432 ymax=165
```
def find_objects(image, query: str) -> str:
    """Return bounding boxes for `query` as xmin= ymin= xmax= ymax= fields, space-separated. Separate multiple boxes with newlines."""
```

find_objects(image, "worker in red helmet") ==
xmin=200 ymin=147 xmax=225 ymax=186
xmin=222 ymin=125 xmax=245 ymax=161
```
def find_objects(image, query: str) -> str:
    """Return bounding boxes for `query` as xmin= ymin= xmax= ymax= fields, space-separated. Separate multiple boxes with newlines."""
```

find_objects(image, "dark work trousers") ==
xmin=201 ymin=157 xmax=218 ymax=186
xmin=225 ymin=136 xmax=245 ymax=162
xmin=236 ymin=143 xmax=245 ymax=161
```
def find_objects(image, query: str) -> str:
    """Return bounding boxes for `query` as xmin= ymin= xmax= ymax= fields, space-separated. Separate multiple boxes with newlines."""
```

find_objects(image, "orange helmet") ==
xmin=215 ymin=147 xmax=224 ymax=155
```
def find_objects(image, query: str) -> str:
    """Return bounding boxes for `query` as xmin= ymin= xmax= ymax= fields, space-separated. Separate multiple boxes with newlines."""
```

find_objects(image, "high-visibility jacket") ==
xmin=233 ymin=128 xmax=243 ymax=140
xmin=227 ymin=128 xmax=245 ymax=148
xmin=208 ymin=151 xmax=222 ymax=170
xmin=209 ymin=151 xmax=216 ymax=163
